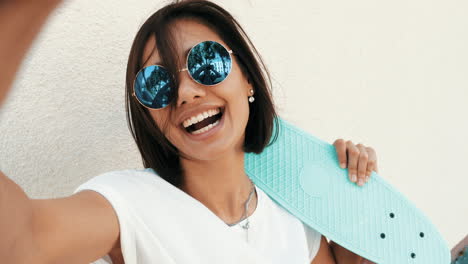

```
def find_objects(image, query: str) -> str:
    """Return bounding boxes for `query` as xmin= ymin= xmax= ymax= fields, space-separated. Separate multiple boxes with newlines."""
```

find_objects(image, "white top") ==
xmin=73 ymin=168 xmax=322 ymax=264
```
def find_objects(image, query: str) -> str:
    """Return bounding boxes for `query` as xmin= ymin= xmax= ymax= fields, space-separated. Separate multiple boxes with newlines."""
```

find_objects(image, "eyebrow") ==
xmin=147 ymin=47 xmax=192 ymax=67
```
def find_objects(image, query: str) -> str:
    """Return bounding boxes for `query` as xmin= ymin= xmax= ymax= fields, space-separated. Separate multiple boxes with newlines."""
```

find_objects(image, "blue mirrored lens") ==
xmin=187 ymin=41 xmax=232 ymax=85
xmin=134 ymin=65 xmax=173 ymax=109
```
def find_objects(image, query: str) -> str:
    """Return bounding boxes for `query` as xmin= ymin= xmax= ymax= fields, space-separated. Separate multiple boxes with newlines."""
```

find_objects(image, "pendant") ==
xmin=242 ymin=219 xmax=250 ymax=242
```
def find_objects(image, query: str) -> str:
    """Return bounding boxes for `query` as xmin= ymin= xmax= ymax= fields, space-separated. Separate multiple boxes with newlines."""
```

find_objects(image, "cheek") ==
xmin=149 ymin=111 xmax=164 ymax=128
xmin=226 ymin=81 xmax=250 ymax=115
xmin=149 ymin=111 xmax=187 ymax=150
xmin=221 ymin=68 xmax=251 ymax=123
xmin=223 ymin=64 xmax=249 ymax=101
xmin=149 ymin=110 xmax=173 ymax=138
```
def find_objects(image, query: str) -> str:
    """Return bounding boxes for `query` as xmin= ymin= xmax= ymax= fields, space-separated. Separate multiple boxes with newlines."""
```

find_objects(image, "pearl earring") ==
xmin=248 ymin=89 xmax=255 ymax=103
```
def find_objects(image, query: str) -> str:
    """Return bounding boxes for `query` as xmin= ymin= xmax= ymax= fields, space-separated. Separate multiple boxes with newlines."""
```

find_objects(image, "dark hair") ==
xmin=125 ymin=0 xmax=279 ymax=188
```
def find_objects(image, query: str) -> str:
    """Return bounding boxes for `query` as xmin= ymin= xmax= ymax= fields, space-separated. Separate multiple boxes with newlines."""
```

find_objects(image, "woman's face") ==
xmin=140 ymin=19 xmax=253 ymax=161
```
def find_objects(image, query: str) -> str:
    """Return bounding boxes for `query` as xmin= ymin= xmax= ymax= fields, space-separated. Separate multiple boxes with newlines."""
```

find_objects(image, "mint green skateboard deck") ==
xmin=244 ymin=117 xmax=450 ymax=264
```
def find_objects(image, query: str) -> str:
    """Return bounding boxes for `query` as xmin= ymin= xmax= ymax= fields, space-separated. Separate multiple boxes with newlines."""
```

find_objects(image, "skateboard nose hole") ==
xmin=389 ymin=212 xmax=395 ymax=218
xmin=420 ymin=232 xmax=424 ymax=238
xmin=411 ymin=252 xmax=416 ymax=258
xmin=380 ymin=233 xmax=386 ymax=239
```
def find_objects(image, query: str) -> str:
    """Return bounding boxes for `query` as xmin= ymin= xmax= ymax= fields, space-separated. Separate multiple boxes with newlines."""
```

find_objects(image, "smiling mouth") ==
xmin=183 ymin=107 xmax=224 ymax=134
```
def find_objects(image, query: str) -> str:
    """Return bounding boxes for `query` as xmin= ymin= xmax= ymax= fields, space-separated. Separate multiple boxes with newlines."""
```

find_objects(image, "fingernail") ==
xmin=351 ymin=174 xmax=357 ymax=182
xmin=340 ymin=163 xmax=346 ymax=168
xmin=358 ymin=179 xmax=363 ymax=186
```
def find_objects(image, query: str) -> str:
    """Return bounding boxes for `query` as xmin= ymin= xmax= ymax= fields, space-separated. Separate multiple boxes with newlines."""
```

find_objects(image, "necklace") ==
xmin=226 ymin=178 xmax=256 ymax=242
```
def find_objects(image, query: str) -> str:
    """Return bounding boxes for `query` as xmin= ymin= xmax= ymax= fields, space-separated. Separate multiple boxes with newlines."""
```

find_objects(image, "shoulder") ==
xmin=71 ymin=168 xmax=160 ymax=264
xmin=256 ymin=187 xmax=322 ymax=260
xmin=74 ymin=168 xmax=158 ymax=191
xmin=256 ymin=187 xmax=323 ymax=261
xmin=87 ymin=167 xmax=156 ymax=181
xmin=72 ymin=167 xmax=165 ymax=206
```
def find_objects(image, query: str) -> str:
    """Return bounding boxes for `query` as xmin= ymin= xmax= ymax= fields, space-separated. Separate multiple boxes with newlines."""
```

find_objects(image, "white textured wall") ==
xmin=0 ymin=0 xmax=466 ymax=248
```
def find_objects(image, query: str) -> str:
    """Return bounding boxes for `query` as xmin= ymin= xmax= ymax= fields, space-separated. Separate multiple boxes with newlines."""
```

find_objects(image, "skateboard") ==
xmin=245 ymin=117 xmax=451 ymax=264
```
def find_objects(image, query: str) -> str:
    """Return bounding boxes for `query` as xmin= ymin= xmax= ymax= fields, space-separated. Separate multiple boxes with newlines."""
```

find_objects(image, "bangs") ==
xmin=147 ymin=20 xmax=182 ymax=113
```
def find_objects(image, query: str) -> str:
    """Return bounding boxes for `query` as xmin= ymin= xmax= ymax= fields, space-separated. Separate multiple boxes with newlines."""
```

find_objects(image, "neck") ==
xmin=179 ymin=150 xmax=257 ymax=224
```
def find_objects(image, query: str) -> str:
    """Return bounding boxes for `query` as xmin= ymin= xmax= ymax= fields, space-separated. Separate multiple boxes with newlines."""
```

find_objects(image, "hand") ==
xmin=333 ymin=139 xmax=379 ymax=187
xmin=0 ymin=0 xmax=63 ymax=107
xmin=1 ymin=0 xmax=62 ymax=6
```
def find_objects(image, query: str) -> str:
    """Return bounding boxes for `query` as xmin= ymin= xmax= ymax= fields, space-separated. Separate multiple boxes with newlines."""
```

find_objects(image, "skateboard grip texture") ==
xmin=245 ymin=117 xmax=451 ymax=264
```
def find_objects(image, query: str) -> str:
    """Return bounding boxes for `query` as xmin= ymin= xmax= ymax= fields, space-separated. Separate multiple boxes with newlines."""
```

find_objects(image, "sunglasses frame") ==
xmin=132 ymin=40 xmax=234 ymax=110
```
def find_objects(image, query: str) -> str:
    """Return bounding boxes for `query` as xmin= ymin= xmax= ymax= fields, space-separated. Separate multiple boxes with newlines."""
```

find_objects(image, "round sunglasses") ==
xmin=132 ymin=40 xmax=234 ymax=110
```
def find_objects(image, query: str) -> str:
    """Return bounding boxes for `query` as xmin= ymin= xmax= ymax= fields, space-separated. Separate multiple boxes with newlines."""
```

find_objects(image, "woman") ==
xmin=0 ymin=0 xmax=378 ymax=263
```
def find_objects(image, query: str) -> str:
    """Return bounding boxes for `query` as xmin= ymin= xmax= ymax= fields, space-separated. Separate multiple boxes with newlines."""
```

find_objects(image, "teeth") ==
xmin=183 ymin=108 xmax=221 ymax=128
xmin=190 ymin=119 xmax=221 ymax=134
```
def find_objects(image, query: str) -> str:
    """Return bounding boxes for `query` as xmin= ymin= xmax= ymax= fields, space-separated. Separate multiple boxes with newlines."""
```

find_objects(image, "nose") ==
xmin=176 ymin=69 xmax=206 ymax=107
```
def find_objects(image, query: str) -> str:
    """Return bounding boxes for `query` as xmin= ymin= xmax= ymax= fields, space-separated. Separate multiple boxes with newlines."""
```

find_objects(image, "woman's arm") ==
xmin=330 ymin=240 xmax=376 ymax=264
xmin=309 ymin=236 xmax=374 ymax=264
xmin=311 ymin=236 xmax=337 ymax=264
xmin=0 ymin=0 xmax=62 ymax=106
xmin=0 ymin=170 xmax=122 ymax=263
xmin=0 ymin=171 xmax=38 ymax=262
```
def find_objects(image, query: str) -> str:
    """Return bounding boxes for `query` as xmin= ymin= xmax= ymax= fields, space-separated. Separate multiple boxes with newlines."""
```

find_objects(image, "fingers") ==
xmin=356 ymin=144 xmax=368 ymax=186
xmin=365 ymin=146 xmax=379 ymax=176
xmin=346 ymin=140 xmax=360 ymax=183
xmin=333 ymin=139 xmax=379 ymax=187
xmin=0 ymin=1 xmax=64 ymax=108
xmin=333 ymin=139 xmax=347 ymax=169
